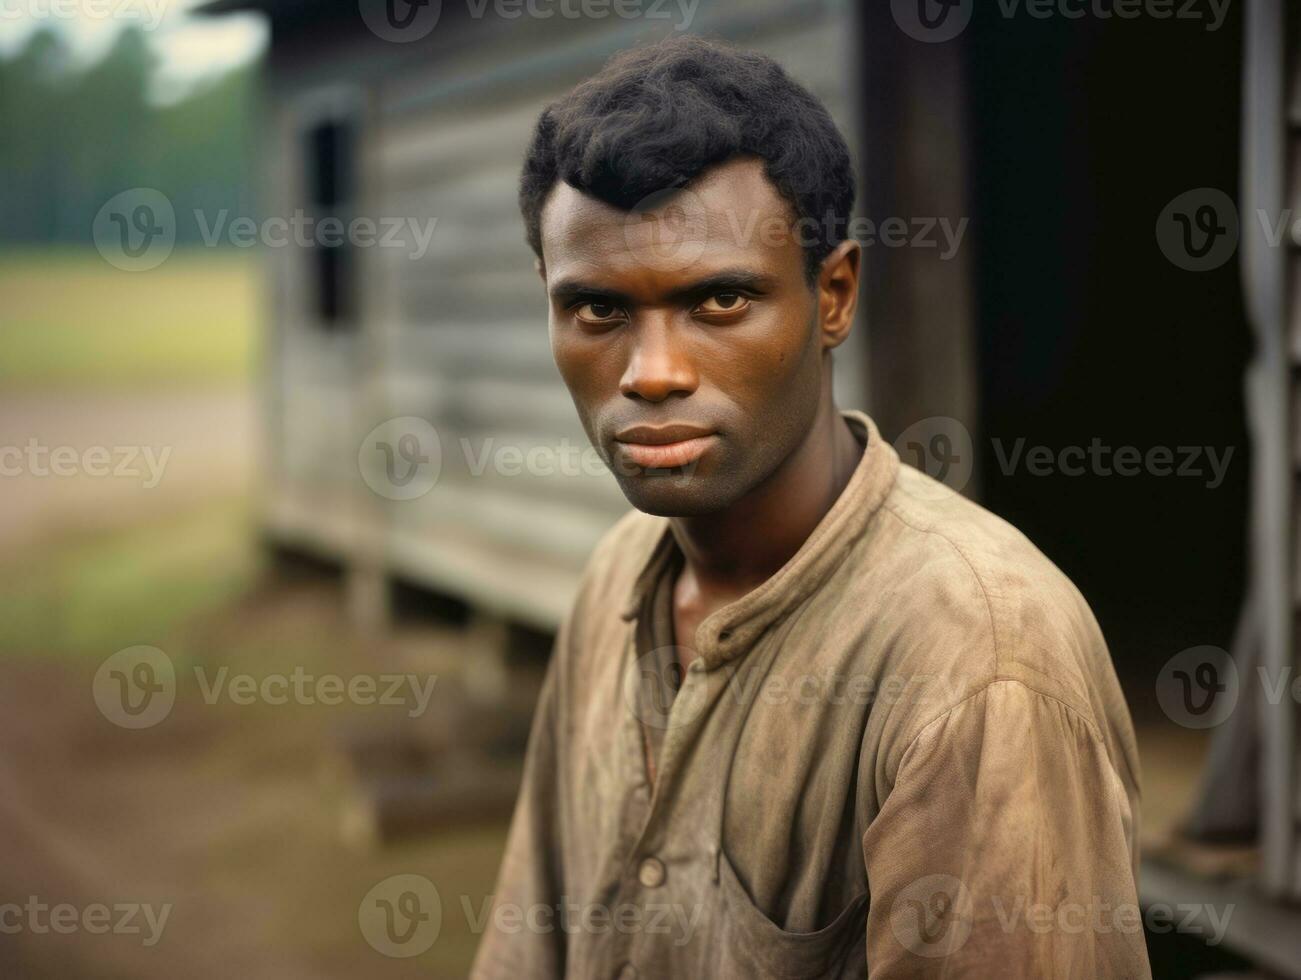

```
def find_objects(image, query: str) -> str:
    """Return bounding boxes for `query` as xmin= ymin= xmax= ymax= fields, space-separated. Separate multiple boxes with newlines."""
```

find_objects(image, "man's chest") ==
xmin=560 ymin=611 xmax=898 ymax=935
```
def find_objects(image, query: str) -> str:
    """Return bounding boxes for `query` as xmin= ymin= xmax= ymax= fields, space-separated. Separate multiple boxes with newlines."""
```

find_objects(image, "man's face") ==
xmin=539 ymin=158 xmax=833 ymax=517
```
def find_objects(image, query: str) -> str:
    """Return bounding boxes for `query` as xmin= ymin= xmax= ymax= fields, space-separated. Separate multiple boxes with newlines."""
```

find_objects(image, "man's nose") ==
xmin=619 ymin=318 xmax=698 ymax=402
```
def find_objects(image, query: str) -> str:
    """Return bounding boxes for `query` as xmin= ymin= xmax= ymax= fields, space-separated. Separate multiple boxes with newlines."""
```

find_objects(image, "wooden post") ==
xmin=856 ymin=8 xmax=980 ymax=496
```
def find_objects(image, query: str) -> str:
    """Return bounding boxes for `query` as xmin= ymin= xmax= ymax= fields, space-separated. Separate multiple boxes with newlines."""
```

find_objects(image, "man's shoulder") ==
xmin=873 ymin=465 xmax=1111 ymax=718
xmin=871 ymin=466 xmax=1141 ymax=805
xmin=882 ymin=464 xmax=1078 ymax=596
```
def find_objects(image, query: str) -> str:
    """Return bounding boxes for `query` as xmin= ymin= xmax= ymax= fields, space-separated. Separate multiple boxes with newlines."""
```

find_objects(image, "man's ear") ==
xmin=817 ymin=238 xmax=861 ymax=351
xmin=535 ymin=257 xmax=546 ymax=282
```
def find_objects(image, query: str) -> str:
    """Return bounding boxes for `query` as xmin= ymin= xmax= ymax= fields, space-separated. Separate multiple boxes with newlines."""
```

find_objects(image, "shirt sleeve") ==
xmin=862 ymin=679 xmax=1150 ymax=979
xmin=470 ymin=633 xmax=567 ymax=979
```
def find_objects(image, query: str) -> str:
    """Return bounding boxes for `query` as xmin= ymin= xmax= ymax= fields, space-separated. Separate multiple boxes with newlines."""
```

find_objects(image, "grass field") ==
xmin=0 ymin=248 xmax=257 ymax=388
xmin=0 ymin=249 xmax=261 ymax=658
xmin=0 ymin=500 xmax=259 ymax=659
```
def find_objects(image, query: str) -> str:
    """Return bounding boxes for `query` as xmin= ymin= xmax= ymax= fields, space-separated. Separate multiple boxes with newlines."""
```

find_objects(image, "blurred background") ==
xmin=0 ymin=0 xmax=1291 ymax=976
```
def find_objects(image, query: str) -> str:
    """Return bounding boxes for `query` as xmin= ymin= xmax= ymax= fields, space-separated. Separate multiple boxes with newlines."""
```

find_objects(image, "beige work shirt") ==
xmin=472 ymin=410 xmax=1149 ymax=979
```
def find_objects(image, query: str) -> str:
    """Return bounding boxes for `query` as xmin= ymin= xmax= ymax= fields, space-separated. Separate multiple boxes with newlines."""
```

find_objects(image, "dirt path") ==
xmin=0 ymin=387 xmax=531 ymax=977
xmin=0 ymin=388 xmax=253 ymax=550
xmin=0 ymin=550 xmax=517 ymax=978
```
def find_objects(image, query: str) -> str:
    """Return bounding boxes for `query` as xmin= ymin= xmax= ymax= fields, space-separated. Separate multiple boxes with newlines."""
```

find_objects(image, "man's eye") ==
xmin=575 ymin=301 xmax=621 ymax=322
xmin=696 ymin=292 xmax=749 ymax=316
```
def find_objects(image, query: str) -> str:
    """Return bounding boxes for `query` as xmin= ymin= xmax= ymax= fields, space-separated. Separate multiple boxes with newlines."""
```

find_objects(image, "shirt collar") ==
xmin=619 ymin=410 xmax=900 ymax=669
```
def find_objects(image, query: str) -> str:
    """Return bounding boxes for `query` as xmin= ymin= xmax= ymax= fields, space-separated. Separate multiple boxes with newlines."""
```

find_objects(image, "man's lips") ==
xmin=613 ymin=424 xmax=717 ymax=470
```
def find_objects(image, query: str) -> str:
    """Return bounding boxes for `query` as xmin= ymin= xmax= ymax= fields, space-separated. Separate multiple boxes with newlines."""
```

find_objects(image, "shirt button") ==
xmin=637 ymin=856 xmax=667 ymax=888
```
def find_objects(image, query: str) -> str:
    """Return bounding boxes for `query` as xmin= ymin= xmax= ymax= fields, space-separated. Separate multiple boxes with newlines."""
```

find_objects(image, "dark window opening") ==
xmin=305 ymin=118 xmax=357 ymax=328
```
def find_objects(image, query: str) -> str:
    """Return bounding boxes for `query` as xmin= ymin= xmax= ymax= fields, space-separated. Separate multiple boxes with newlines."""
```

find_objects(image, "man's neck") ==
xmin=669 ymin=397 xmax=863 ymax=602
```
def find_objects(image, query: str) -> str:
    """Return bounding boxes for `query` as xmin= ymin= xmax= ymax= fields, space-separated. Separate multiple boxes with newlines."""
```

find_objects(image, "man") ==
xmin=472 ymin=35 xmax=1148 ymax=979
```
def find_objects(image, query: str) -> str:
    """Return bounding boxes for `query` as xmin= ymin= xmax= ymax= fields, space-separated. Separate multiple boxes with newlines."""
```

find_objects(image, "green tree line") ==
xmin=0 ymin=25 xmax=256 ymax=246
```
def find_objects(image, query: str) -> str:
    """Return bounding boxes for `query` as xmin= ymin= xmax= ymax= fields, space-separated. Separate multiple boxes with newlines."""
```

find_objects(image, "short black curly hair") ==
xmin=519 ymin=35 xmax=856 ymax=281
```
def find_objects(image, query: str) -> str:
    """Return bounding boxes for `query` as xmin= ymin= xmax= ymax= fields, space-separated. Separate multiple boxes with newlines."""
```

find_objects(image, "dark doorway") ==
xmin=964 ymin=6 xmax=1252 ymax=716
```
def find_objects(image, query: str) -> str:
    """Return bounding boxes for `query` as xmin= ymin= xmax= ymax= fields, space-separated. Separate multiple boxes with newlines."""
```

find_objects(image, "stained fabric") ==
xmin=472 ymin=411 xmax=1149 ymax=979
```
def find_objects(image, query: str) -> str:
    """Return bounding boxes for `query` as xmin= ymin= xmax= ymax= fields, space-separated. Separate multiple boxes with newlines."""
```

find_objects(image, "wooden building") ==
xmin=197 ymin=0 xmax=970 ymax=632
xmin=202 ymin=0 xmax=1301 ymax=971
